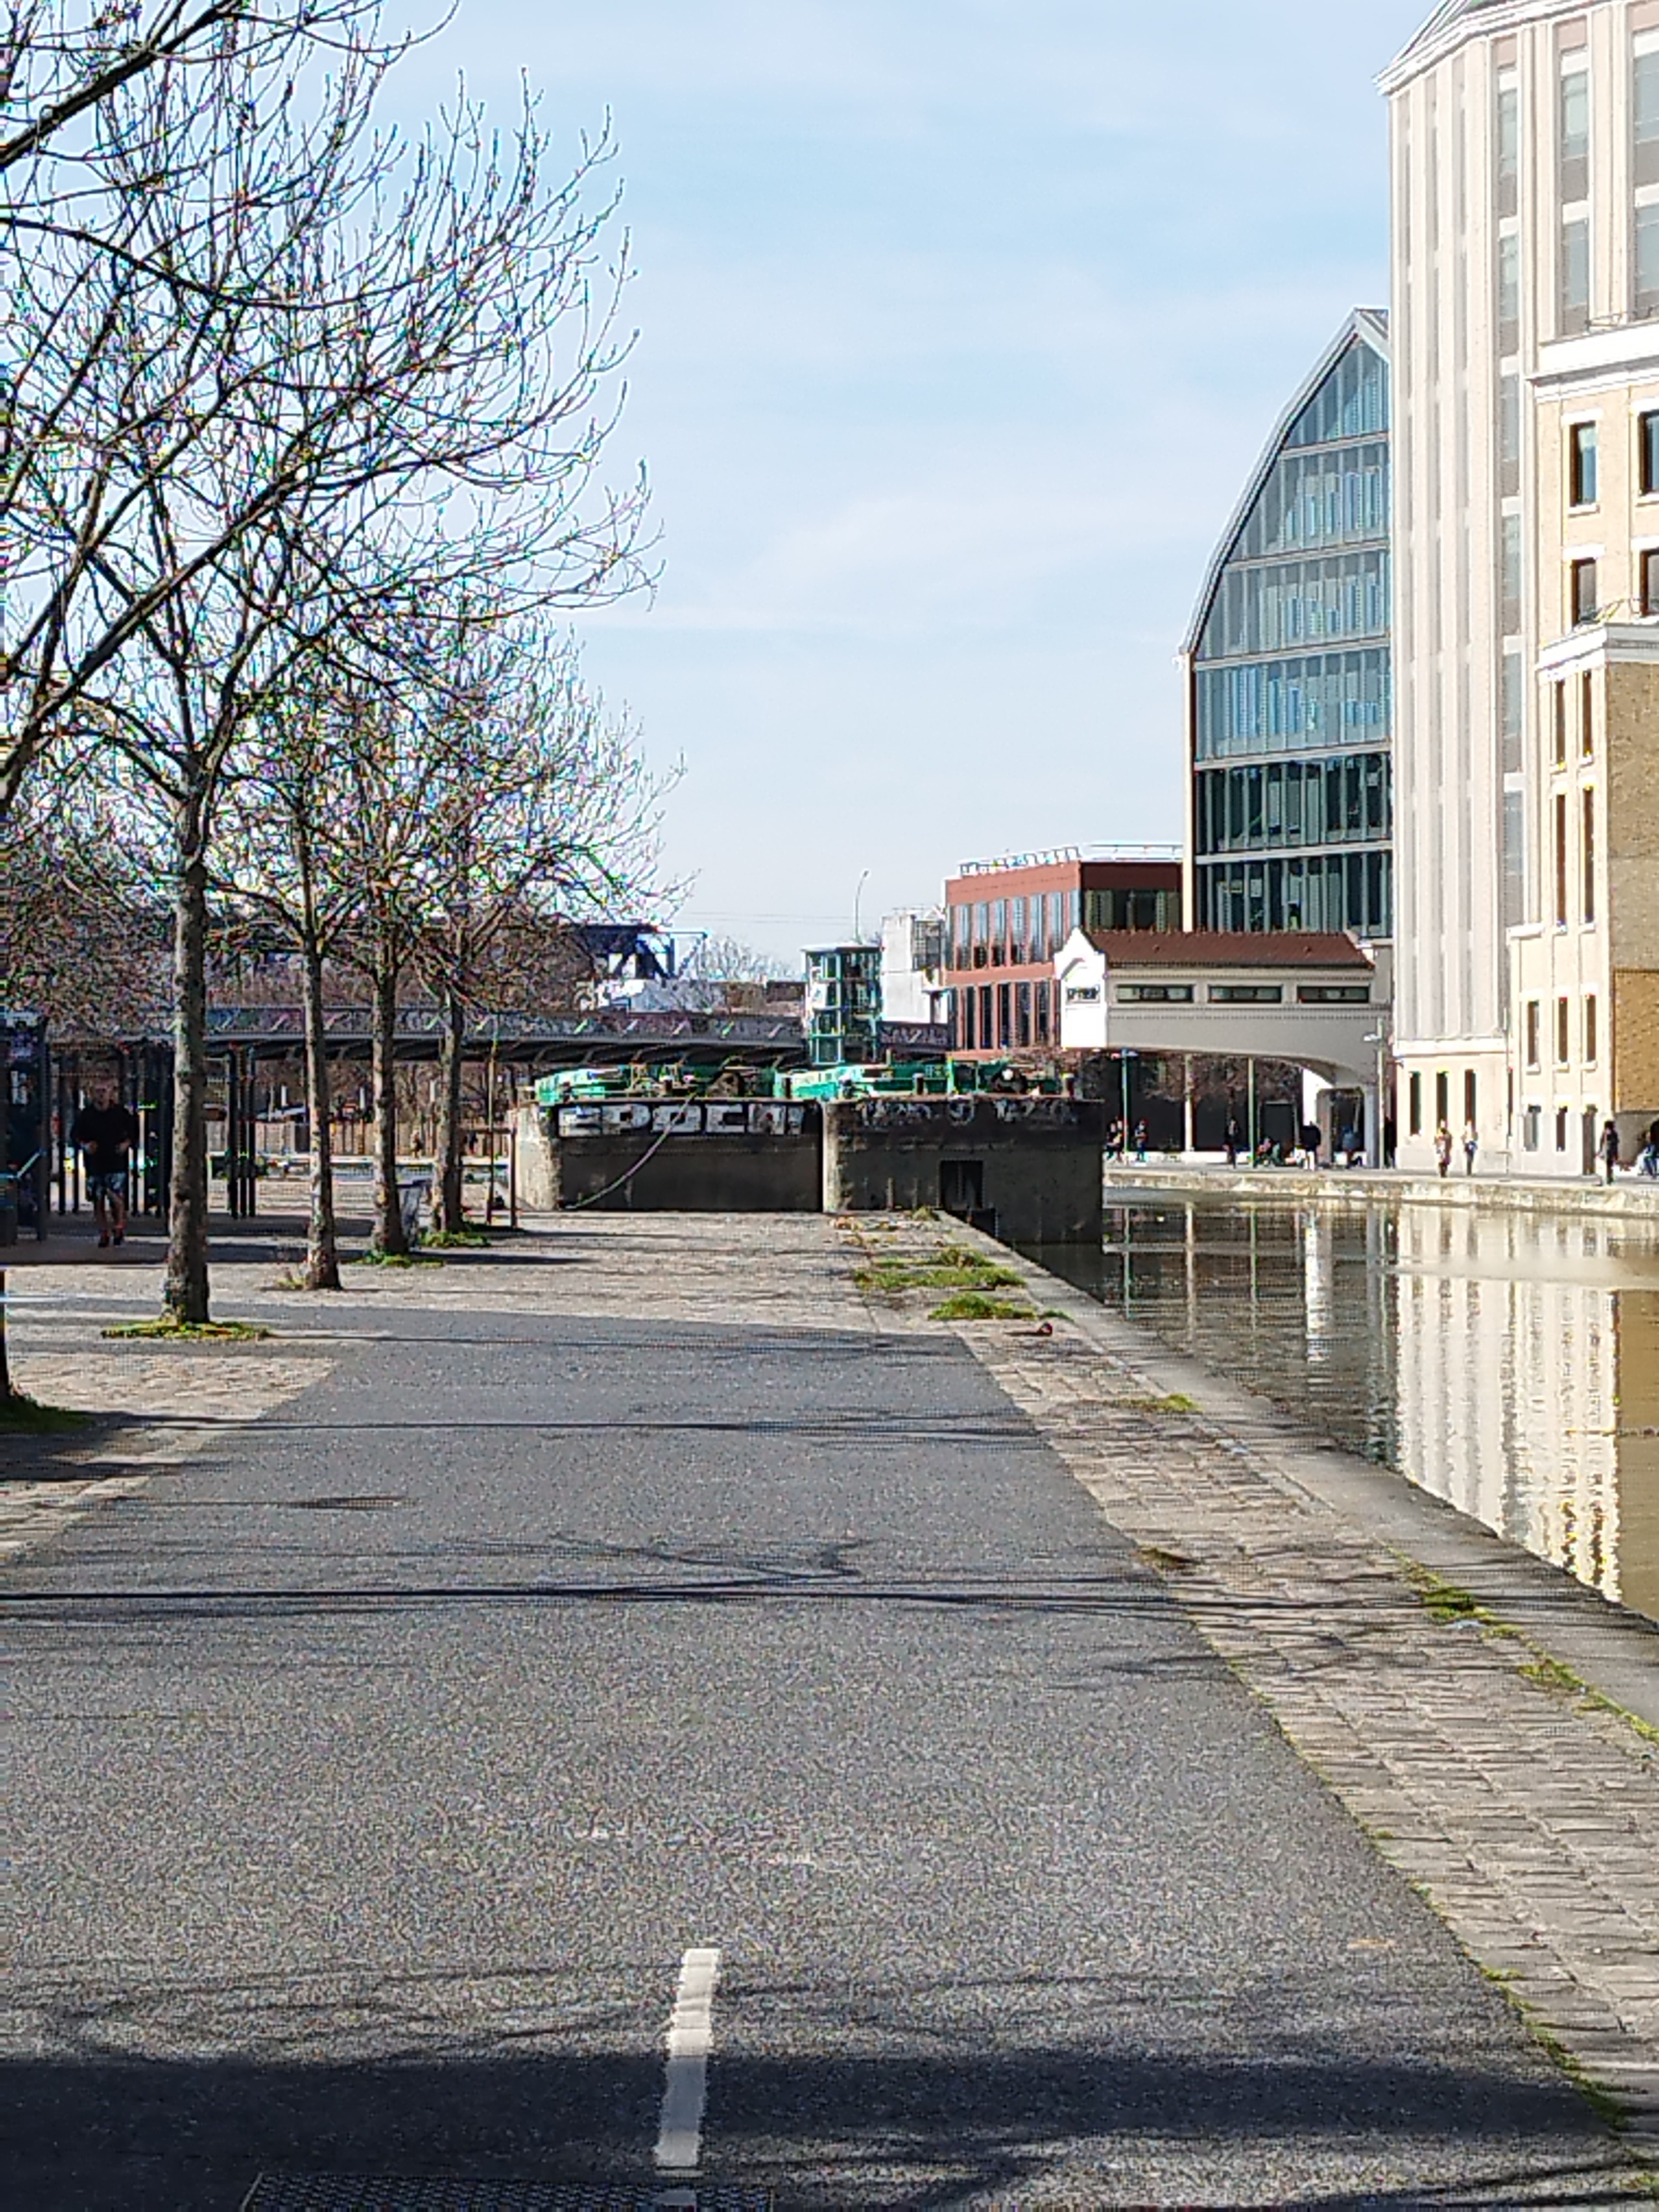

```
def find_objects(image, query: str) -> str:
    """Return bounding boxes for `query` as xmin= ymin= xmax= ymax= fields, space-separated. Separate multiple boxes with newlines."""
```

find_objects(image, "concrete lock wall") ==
xmin=541 ymin=1099 xmax=822 ymax=1213
xmin=822 ymin=1095 xmax=1107 ymax=1245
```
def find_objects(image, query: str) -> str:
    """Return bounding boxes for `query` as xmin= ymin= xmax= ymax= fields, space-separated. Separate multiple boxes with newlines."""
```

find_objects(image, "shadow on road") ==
xmin=1 ymin=2027 xmax=1631 ymax=2210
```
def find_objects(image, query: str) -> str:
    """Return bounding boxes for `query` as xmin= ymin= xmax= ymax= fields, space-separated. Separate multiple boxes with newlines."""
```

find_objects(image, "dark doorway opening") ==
xmin=940 ymin=1159 xmax=985 ymax=1221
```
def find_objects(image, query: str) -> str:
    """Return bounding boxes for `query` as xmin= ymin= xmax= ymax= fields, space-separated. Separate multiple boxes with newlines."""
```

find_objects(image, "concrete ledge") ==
xmin=962 ymin=1218 xmax=1659 ymax=1735
xmin=1104 ymin=1161 xmax=1659 ymax=1216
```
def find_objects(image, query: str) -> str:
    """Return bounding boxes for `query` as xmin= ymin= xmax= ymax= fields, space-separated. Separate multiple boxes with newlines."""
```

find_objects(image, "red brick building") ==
xmin=945 ymin=848 xmax=1183 ymax=1057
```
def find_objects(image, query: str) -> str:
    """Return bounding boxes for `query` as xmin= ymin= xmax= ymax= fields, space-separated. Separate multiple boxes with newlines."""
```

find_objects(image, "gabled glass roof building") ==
xmin=1182 ymin=311 xmax=1393 ymax=942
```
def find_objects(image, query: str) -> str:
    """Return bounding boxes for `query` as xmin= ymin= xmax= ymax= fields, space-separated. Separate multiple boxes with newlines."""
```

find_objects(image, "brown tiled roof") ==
xmin=1079 ymin=930 xmax=1372 ymax=970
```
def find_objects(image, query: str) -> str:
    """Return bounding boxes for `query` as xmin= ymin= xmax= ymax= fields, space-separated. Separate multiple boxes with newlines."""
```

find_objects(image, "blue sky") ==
xmin=399 ymin=1 xmax=1432 ymax=962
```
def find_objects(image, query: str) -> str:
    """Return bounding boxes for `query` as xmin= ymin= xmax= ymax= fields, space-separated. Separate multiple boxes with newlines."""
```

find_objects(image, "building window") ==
xmin=1035 ymin=979 xmax=1051 ymax=1044
xmin=1526 ymin=999 xmax=1542 ymax=1070
xmin=1583 ymin=786 xmax=1597 ymax=922
xmin=1644 ymin=413 xmax=1659 ymax=496
xmin=1569 ymin=421 xmax=1599 ymax=507
xmin=1561 ymin=63 xmax=1591 ymax=201
xmin=1639 ymin=201 xmax=1659 ymax=319
xmin=1497 ymin=76 xmax=1520 ymax=217
xmin=1524 ymin=1104 xmax=1542 ymax=1151
xmin=1210 ymin=983 xmax=1283 ymax=1003
xmin=1571 ymin=557 xmax=1599 ymax=625
xmin=1499 ymin=375 xmax=1522 ymax=497
xmin=1557 ymin=995 xmax=1572 ymax=1066
xmin=1643 ymin=548 xmax=1659 ymax=614
xmin=1553 ymin=679 xmax=1568 ymax=765
xmin=995 ymin=982 xmax=1011 ymax=1046
xmin=1464 ymin=1070 xmax=1479 ymax=1128
xmin=1640 ymin=40 xmax=1659 ymax=186
xmin=1556 ymin=1107 xmax=1571 ymax=1153
xmin=978 ymin=983 xmax=992 ymax=1045
xmin=1555 ymin=792 xmax=1570 ymax=925
xmin=1009 ymin=898 xmax=1026 ymax=968
xmin=990 ymin=900 xmax=1006 ymax=967
xmin=960 ymin=990 xmax=976 ymax=1050
xmin=1560 ymin=216 xmax=1591 ymax=336
xmin=1436 ymin=1071 xmax=1451 ymax=1127
xmin=1015 ymin=979 xmax=1032 ymax=1047
xmin=1580 ymin=670 xmax=1594 ymax=756
xmin=1117 ymin=983 xmax=1194 ymax=1004
xmin=1503 ymin=649 xmax=1525 ymax=771
xmin=1585 ymin=993 xmax=1599 ymax=1065
xmin=1408 ymin=1071 xmax=1423 ymax=1137
xmin=1502 ymin=513 xmax=1524 ymax=630
xmin=1499 ymin=231 xmax=1522 ymax=356
xmin=1297 ymin=984 xmax=1371 ymax=1003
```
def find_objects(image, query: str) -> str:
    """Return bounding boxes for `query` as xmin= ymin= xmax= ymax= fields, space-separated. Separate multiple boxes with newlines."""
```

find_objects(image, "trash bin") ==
xmin=396 ymin=1170 xmax=432 ymax=1240
xmin=0 ymin=1174 xmax=17 ymax=1248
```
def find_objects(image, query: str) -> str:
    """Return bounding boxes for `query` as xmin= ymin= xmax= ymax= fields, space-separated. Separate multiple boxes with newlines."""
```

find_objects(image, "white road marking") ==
xmin=654 ymin=1945 xmax=722 ymax=2174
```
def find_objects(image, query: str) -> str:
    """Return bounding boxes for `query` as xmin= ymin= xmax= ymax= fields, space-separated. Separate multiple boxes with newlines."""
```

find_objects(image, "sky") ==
xmin=394 ymin=0 xmax=1433 ymax=965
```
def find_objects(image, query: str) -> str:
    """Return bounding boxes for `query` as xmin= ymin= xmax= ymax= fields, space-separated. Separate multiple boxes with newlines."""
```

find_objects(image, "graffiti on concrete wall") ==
xmin=557 ymin=1102 xmax=810 ymax=1139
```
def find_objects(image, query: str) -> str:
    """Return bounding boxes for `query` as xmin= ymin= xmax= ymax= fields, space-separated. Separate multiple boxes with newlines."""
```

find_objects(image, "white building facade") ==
xmin=1385 ymin=0 xmax=1659 ymax=1176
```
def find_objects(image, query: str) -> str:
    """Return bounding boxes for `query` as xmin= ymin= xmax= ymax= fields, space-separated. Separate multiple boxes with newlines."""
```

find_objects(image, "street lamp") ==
xmin=852 ymin=868 xmax=872 ymax=945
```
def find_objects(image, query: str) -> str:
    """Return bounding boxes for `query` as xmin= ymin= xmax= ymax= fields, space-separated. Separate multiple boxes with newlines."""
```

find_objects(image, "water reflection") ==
xmin=1025 ymin=1193 xmax=1659 ymax=1626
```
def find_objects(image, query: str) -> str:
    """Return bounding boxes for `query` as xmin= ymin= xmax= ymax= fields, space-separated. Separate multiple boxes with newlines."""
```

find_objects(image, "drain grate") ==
xmin=242 ymin=2180 xmax=772 ymax=2212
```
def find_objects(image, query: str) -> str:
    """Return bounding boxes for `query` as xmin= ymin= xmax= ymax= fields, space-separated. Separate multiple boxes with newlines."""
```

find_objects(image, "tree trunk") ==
xmin=432 ymin=985 xmax=467 ymax=1234
xmin=371 ymin=948 xmax=409 ymax=1256
xmin=300 ymin=935 xmax=342 ymax=1289
xmin=164 ymin=838 xmax=212 ymax=1323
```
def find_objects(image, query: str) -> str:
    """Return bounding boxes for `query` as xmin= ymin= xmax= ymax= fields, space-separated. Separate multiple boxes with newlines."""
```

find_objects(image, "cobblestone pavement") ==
xmin=845 ymin=1216 xmax=1659 ymax=2171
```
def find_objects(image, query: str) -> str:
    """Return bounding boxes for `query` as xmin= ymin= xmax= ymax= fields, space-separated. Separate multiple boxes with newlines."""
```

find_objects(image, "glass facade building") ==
xmin=1185 ymin=313 xmax=1394 ymax=940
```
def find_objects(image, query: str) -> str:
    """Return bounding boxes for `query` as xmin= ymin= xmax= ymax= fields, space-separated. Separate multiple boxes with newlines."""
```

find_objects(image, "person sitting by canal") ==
xmin=1133 ymin=1120 xmax=1149 ymax=1163
xmin=1463 ymin=1121 xmax=1478 ymax=1177
xmin=1600 ymin=1119 xmax=1622 ymax=1186
xmin=70 ymin=1081 xmax=140 ymax=1248
xmin=1434 ymin=1121 xmax=1454 ymax=1178
xmin=1300 ymin=1121 xmax=1322 ymax=1171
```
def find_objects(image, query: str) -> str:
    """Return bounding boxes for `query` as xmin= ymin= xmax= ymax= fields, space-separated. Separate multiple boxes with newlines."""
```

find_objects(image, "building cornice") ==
xmin=1381 ymin=0 xmax=1604 ymax=95
xmin=1536 ymin=618 xmax=1659 ymax=672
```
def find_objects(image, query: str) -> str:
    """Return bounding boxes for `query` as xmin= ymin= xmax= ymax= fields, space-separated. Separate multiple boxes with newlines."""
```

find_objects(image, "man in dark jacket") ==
xmin=70 ymin=1081 xmax=140 ymax=1248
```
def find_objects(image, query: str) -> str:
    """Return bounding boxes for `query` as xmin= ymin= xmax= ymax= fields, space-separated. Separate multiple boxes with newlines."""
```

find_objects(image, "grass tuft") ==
xmin=102 ymin=1318 xmax=271 ymax=1342
xmin=348 ymin=1249 xmax=440 ymax=1270
xmin=0 ymin=1392 xmax=90 ymax=1433
xmin=1123 ymin=1391 xmax=1199 ymax=1416
xmin=930 ymin=1292 xmax=1036 ymax=1322
xmin=420 ymin=1229 xmax=492 ymax=1250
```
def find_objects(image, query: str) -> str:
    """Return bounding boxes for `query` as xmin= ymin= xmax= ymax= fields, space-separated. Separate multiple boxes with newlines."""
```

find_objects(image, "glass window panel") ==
xmin=1638 ymin=51 xmax=1659 ymax=185
xmin=1497 ymin=81 xmax=1520 ymax=216
xmin=1561 ymin=216 xmax=1590 ymax=335
xmin=1498 ymin=232 xmax=1521 ymax=354
xmin=1637 ymin=204 xmax=1659 ymax=317
xmin=1561 ymin=67 xmax=1590 ymax=202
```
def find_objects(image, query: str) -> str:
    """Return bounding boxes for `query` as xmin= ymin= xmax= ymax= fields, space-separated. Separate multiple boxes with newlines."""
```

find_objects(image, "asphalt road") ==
xmin=4 ymin=1295 xmax=1632 ymax=2207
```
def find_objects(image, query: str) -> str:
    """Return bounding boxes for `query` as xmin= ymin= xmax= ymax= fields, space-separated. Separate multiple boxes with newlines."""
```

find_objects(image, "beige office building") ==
xmin=1385 ymin=0 xmax=1659 ymax=1175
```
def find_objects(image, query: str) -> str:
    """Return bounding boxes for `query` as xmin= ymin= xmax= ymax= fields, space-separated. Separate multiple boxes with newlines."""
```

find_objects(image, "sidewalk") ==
xmin=4 ymin=1207 xmax=1657 ymax=2184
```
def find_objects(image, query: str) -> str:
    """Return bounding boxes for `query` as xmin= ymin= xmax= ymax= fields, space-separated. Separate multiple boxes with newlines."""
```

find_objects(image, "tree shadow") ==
xmin=2 ymin=2010 xmax=1633 ymax=2210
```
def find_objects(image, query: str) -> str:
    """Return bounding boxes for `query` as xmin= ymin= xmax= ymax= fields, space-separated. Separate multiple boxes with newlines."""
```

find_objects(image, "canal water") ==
xmin=1025 ymin=1190 xmax=1659 ymax=1626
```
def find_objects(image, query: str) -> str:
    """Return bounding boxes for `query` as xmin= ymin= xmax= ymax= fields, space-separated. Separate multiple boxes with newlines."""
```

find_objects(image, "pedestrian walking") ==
xmin=1224 ymin=1116 xmax=1243 ymax=1168
xmin=1434 ymin=1121 xmax=1454 ymax=1179
xmin=1600 ymin=1118 xmax=1621 ymax=1186
xmin=1640 ymin=1121 xmax=1659 ymax=1178
xmin=1133 ymin=1120 xmax=1149 ymax=1164
xmin=1463 ymin=1121 xmax=1478 ymax=1177
xmin=70 ymin=1079 xmax=140 ymax=1248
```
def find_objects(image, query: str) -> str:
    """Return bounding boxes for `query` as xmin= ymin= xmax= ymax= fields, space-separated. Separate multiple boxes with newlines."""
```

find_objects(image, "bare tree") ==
xmin=0 ymin=0 xmax=389 ymax=176
xmin=412 ymin=622 xmax=666 ymax=1234
xmin=0 ymin=778 xmax=166 ymax=1035
xmin=213 ymin=687 xmax=364 ymax=1288
xmin=39 ymin=41 xmax=648 ymax=1320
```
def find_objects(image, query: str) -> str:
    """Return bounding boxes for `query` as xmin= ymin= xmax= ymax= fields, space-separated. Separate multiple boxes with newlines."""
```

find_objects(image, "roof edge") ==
xmin=1381 ymin=0 xmax=1585 ymax=93
xmin=1180 ymin=310 xmax=1390 ymax=664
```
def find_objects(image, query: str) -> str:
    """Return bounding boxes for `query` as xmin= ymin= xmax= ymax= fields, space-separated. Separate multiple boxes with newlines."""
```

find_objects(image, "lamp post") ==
xmin=852 ymin=869 xmax=872 ymax=946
